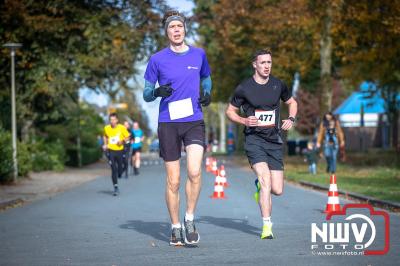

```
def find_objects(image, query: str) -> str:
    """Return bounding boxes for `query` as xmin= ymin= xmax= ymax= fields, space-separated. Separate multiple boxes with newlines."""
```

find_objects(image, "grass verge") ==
xmin=225 ymin=151 xmax=400 ymax=203
xmin=285 ymin=155 xmax=400 ymax=203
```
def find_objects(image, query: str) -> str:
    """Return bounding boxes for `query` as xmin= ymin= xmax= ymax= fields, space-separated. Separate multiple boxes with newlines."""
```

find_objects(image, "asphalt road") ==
xmin=0 ymin=158 xmax=399 ymax=266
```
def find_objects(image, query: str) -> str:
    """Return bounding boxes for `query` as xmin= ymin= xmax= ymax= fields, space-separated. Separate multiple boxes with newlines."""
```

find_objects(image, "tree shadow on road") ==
xmin=119 ymin=220 xmax=170 ymax=243
xmin=197 ymin=216 xmax=259 ymax=236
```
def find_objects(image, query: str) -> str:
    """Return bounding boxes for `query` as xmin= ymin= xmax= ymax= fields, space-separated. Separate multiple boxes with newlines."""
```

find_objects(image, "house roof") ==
xmin=334 ymin=82 xmax=392 ymax=115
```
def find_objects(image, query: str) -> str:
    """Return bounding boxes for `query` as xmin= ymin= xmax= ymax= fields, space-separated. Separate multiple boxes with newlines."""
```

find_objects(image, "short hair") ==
xmin=252 ymin=49 xmax=272 ymax=62
xmin=109 ymin=113 xmax=118 ymax=119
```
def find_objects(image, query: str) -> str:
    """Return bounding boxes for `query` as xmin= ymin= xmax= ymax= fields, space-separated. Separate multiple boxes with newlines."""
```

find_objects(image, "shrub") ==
xmin=30 ymin=139 xmax=66 ymax=172
xmin=66 ymin=147 xmax=102 ymax=167
xmin=0 ymin=128 xmax=32 ymax=183
xmin=0 ymin=129 xmax=13 ymax=181
xmin=17 ymin=141 xmax=32 ymax=177
xmin=46 ymin=103 xmax=104 ymax=167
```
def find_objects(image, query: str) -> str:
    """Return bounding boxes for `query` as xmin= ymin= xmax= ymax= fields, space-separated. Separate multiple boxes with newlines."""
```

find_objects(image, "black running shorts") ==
xmin=131 ymin=147 xmax=142 ymax=156
xmin=244 ymin=134 xmax=284 ymax=170
xmin=158 ymin=120 xmax=206 ymax=161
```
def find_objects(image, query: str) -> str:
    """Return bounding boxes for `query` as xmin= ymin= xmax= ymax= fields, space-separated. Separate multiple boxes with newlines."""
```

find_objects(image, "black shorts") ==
xmin=244 ymin=134 xmax=284 ymax=170
xmin=131 ymin=147 xmax=142 ymax=155
xmin=158 ymin=120 xmax=206 ymax=161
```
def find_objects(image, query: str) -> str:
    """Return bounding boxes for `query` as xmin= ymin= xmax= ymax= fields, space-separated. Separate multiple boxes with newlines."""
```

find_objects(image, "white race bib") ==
xmin=168 ymin=98 xmax=194 ymax=120
xmin=109 ymin=135 xmax=120 ymax=145
xmin=134 ymin=137 xmax=141 ymax=144
xmin=255 ymin=109 xmax=276 ymax=127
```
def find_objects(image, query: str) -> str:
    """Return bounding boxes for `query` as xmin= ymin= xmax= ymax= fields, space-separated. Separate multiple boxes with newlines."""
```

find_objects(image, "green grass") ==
xmin=228 ymin=151 xmax=400 ymax=203
xmin=285 ymin=156 xmax=400 ymax=203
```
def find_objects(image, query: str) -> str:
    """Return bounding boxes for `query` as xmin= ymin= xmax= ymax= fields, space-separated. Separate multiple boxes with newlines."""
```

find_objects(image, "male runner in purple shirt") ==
xmin=143 ymin=10 xmax=212 ymax=246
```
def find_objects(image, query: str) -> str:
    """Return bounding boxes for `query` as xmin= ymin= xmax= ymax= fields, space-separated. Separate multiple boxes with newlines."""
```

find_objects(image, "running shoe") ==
xmin=170 ymin=227 xmax=184 ymax=246
xmin=254 ymin=178 xmax=260 ymax=203
xmin=261 ymin=223 xmax=274 ymax=239
xmin=183 ymin=220 xmax=200 ymax=245
xmin=113 ymin=186 xmax=119 ymax=196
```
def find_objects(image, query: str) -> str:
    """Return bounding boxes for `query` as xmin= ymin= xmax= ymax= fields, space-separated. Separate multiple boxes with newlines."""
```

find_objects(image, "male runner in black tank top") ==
xmin=226 ymin=49 xmax=298 ymax=239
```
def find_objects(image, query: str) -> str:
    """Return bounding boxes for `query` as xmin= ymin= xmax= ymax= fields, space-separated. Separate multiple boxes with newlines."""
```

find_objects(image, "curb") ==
xmin=299 ymin=180 xmax=400 ymax=212
xmin=0 ymin=198 xmax=25 ymax=211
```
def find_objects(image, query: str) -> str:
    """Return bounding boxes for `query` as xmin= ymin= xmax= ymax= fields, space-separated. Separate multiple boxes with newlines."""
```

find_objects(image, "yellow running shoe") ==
xmin=261 ymin=223 xmax=274 ymax=239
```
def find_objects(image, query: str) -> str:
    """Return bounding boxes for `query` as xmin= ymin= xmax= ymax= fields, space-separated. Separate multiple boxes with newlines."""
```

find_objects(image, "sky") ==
xmin=167 ymin=0 xmax=195 ymax=12
xmin=80 ymin=0 xmax=195 ymax=133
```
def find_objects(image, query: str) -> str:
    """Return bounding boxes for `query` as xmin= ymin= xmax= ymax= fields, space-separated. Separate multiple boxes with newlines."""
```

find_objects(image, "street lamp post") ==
xmin=3 ymin=42 xmax=22 ymax=182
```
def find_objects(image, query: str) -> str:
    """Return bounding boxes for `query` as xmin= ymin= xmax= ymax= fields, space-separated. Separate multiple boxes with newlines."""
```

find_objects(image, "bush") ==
xmin=18 ymin=141 xmax=32 ymax=177
xmin=0 ymin=128 xmax=32 ymax=183
xmin=46 ymin=103 xmax=104 ymax=167
xmin=30 ymin=139 xmax=66 ymax=172
xmin=66 ymin=147 xmax=102 ymax=167
xmin=81 ymin=147 xmax=102 ymax=165
xmin=0 ymin=129 xmax=13 ymax=181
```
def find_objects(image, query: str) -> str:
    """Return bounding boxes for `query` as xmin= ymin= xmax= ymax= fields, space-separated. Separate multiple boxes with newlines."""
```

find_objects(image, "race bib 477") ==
xmin=255 ymin=109 xmax=276 ymax=127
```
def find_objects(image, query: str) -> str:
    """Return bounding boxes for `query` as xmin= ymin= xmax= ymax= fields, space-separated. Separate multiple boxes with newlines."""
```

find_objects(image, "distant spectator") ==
xmin=316 ymin=112 xmax=345 ymax=174
xmin=303 ymin=141 xmax=318 ymax=175
xmin=97 ymin=135 xmax=103 ymax=147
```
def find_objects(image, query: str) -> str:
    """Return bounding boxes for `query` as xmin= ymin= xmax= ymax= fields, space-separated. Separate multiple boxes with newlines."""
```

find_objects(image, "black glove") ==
xmin=199 ymin=92 xmax=211 ymax=106
xmin=154 ymin=83 xmax=173 ymax=98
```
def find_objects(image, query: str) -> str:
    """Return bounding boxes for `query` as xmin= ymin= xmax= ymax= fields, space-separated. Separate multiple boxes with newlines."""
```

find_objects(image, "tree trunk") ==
xmin=21 ymin=119 xmax=33 ymax=143
xmin=392 ymin=110 xmax=399 ymax=150
xmin=77 ymin=104 xmax=82 ymax=168
xmin=384 ymin=87 xmax=399 ymax=150
xmin=319 ymin=3 xmax=333 ymax=114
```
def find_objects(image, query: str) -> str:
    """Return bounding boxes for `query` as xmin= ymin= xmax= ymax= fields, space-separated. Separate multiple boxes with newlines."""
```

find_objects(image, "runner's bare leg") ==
xmin=185 ymin=144 xmax=203 ymax=215
xmin=165 ymin=160 xmax=181 ymax=224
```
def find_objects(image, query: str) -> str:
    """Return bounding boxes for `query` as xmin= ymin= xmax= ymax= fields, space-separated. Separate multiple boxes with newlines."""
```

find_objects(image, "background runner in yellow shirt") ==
xmin=103 ymin=113 xmax=130 ymax=196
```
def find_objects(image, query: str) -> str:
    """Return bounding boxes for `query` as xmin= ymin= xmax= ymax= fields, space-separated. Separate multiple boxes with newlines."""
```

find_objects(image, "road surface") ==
xmin=0 ymin=158 xmax=399 ymax=265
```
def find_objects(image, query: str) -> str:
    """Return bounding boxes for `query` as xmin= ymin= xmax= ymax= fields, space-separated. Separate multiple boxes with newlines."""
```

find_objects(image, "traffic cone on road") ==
xmin=205 ymin=157 xmax=211 ymax=172
xmin=210 ymin=175 xmax=226 ymax=199
xmin=211 ymin=159 xmax=218 ymax=175
xmin=219 ymin=165 xmax=229 ymax=187
xmin=214 ymin=169 xmax=225 ymax=187
xmin=325 ymin=174 xmax=341 ymax=213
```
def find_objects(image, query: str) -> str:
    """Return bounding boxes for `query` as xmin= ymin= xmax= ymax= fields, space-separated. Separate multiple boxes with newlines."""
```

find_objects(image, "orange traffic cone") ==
xmin=210 ymin=175 xmax=226 ymax=199
xmin=214 ymin=169 xmax=224 ymax=186
xmin=211 ymin=159 xmax=218 ymax=175
xmin=219 ymin=165 xmax=229 ymax=187
xmin=325 ymin=174 xmax=341 ymax=213
xmin=205 ymin=157 xmax=211 ymax=172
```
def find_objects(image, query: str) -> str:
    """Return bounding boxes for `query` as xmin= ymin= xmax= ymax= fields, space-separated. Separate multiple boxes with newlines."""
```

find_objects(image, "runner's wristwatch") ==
xmin=288 ymin=116 xmax=296 ymax=123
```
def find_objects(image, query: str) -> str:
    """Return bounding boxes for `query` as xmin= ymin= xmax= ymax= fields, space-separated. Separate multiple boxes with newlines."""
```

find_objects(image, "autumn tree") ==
xmin=194 ymin=0 xmax=399 ymax=144
xmin=334 ymin=0 xmax=400 ymax=148
xmin=0 ymin=0 xmax=167 ymax=140
xmin=193 ymin=0 xmax=326 ymax=106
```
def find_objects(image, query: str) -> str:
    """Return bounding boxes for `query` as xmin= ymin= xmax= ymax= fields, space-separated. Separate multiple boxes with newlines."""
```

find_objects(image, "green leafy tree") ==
xmin=0 ymin=0 xmax=167 ymax=139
